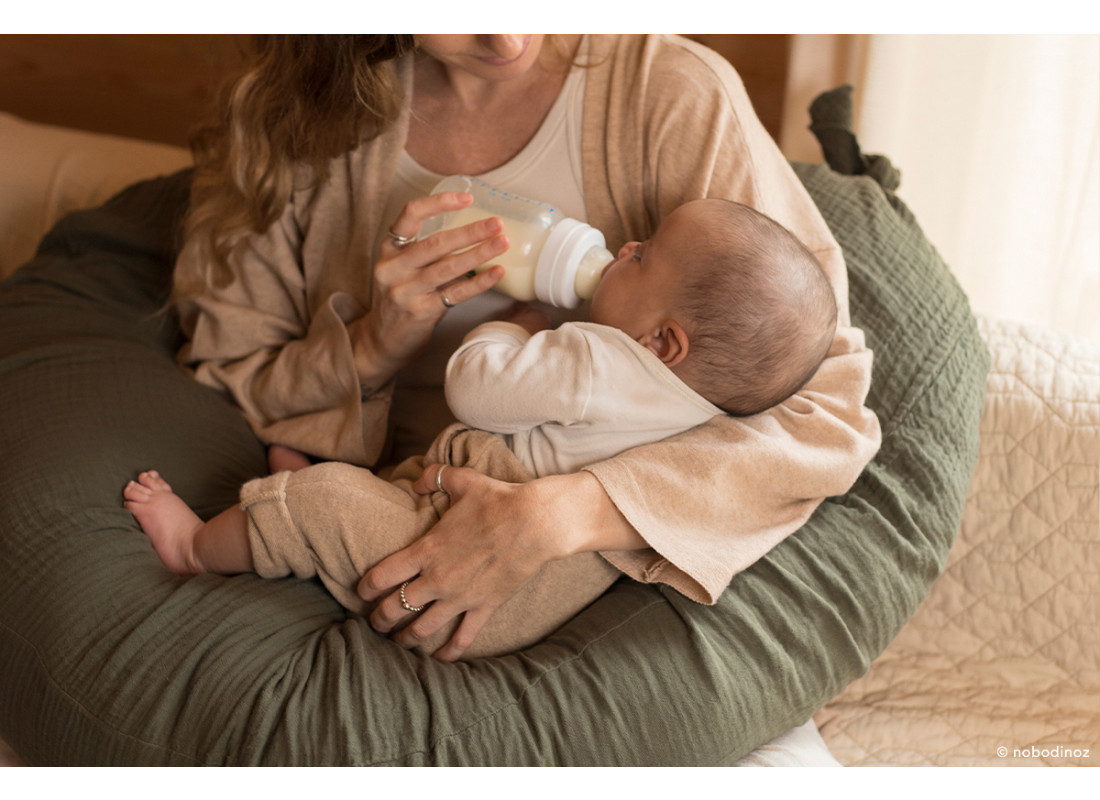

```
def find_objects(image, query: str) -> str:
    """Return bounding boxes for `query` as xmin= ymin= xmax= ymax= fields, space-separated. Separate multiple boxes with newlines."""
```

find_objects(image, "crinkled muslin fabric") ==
xmin=0 ymin=103 xmax=988 ymax=764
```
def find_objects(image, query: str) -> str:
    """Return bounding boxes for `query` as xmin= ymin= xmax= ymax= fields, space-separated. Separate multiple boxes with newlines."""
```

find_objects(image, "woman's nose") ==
xmin=483 ymin=35 xmax=526 ymax=59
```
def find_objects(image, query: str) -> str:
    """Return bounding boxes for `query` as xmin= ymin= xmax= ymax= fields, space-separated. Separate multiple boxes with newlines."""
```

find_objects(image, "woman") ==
xmin=174 ymin=34 xmax=880 ymax=663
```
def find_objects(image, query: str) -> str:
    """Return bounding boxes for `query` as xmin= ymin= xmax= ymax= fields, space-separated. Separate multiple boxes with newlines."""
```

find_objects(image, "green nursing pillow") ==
xmin=0 ymin=91 xmax=987 ymax=764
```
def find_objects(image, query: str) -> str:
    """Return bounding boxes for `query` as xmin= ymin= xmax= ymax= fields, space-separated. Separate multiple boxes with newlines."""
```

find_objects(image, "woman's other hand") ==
xmin=357 ymin=464 xmax=643 ymax=661
xmin=348 ymin=191 xmax=508 ymax=390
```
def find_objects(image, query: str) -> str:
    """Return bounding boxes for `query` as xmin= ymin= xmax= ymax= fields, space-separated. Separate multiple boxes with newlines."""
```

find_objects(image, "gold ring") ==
xmin=399 ymin=581 xmax=424 ymax=613
xmin=435 ymin=464 xmax=448 ymax=494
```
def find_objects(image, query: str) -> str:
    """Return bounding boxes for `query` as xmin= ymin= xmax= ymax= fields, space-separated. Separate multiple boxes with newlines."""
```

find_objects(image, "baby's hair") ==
xmin=676 ymin=200 xmax=837 ymax=416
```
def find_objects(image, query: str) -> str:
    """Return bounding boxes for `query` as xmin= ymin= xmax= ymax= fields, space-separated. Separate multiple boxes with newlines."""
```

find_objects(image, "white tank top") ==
xmin=384 ymin=51 xmax=590 ymax=461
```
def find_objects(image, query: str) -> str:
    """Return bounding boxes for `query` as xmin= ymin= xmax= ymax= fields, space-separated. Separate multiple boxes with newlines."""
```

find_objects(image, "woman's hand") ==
xmin=357 ymin=464 xmax=644 ymax=661
xmin=348 ymin=191 xmax=508 ymax=390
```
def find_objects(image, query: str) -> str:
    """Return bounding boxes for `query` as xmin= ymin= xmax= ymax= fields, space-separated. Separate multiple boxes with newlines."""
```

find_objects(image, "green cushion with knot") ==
xmin=0 ymin=89 xmax=987 ymax=764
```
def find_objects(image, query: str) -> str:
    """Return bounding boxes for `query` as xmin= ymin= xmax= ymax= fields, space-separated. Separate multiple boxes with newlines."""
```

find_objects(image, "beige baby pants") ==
xmin=239 ymin=424 xmax=621 ymax=659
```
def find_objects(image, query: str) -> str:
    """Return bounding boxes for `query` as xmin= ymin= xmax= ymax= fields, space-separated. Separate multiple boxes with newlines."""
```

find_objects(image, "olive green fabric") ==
xmin=0 ymin=100 xmax=988 ymax=764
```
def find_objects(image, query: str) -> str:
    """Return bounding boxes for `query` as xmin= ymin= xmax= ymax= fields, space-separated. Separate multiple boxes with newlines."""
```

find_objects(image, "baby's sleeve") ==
xmin=444 ymin=322 xmax=594 ymax=435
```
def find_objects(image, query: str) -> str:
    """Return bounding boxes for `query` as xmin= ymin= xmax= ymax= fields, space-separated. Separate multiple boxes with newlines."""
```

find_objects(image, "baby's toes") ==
xmin=137 ymin=470 xmax=172 ymax=493
xmin=123 ymin=480 xmax=151 ymax=503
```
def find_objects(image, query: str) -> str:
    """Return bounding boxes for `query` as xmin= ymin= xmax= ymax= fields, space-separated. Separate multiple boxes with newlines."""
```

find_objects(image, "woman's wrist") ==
xmin=347 ymin=315 xmax=403 ymax=394
xmin=534 ymin=471 xmax=646 ymax=557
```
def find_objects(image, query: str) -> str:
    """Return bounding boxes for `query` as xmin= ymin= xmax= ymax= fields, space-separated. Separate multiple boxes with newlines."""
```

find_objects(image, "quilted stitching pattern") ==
xmin=817 ymin=316 xmax=1099 ymax=766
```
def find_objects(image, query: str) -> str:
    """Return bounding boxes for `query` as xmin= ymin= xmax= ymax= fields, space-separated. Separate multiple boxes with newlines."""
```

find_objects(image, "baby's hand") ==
xmin=500 ymin=302 xmax=551 ymax=335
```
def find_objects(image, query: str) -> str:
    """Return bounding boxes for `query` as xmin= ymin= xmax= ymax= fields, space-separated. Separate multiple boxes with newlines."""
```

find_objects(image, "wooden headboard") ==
xmin=0 ymin=34 xmax=793 ymax=148
xmin=0 ymin=35 xmax=243 ymax=146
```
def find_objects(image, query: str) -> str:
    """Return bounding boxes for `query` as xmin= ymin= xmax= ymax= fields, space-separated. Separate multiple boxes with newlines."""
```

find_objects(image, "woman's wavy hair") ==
xmin=175 ymin=35 xmax=418 ymax=301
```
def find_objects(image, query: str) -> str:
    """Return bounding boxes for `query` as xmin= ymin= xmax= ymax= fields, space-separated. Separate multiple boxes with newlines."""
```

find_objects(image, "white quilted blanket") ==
xmin=817 ymin=316 xmax=1100 ymax=766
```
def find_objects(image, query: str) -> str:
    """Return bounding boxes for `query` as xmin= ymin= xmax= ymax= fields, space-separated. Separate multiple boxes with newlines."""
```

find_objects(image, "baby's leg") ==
xmin=241 ymin=462 xmax=437 ymax=614
xmin=123 ymin=471 xmax=252 ymax=575
xmin=251 ymin=460 xmax=622 ymax=658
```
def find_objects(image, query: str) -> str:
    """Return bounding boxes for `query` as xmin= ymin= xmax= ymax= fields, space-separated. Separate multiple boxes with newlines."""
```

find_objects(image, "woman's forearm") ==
xmin=536 ymin=471 xmax=647 ymax=556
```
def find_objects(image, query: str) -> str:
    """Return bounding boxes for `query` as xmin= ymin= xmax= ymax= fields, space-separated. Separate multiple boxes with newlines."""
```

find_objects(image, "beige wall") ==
xmin=779 ymin=35 xmax=869 ymax=163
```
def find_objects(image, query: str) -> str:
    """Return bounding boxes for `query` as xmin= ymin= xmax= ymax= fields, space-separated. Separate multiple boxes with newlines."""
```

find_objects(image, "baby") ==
xmin=124 ymin=198 xmax=837 ymax=658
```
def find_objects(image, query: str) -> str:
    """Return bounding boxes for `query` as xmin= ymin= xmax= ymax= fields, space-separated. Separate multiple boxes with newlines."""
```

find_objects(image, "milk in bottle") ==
xmin=419 ymin=175 xmax=613 ymax=309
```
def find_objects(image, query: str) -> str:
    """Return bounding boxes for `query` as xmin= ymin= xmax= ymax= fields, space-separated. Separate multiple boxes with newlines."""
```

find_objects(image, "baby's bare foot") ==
xmin=268 ymin=444 xmax=312 ymax=474
xmin=123 ymin=471 xmax=203 ymax=574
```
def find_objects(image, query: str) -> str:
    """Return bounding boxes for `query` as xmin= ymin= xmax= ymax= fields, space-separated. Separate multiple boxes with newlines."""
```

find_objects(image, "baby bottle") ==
xmin=420 ymin=175 xmax=614 ymax=309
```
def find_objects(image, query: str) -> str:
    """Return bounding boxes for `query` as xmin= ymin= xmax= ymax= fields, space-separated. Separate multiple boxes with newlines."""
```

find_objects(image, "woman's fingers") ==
xmin=367 ymin=582 xmax=487 ymax=663
xmin=357 ymin=464 xmax=546 ymax=660
xmin=436 ymin=265 xmax=506 ymax=307
xmin=383 ymin=190 xmax=508 ymax=275
xmin=382 ymin=190 xmax=473 ymax=251
xmin=412 ymin=463 xmax=444 ymax=496
xmin=359 ymin=216 xmax=508 ymax=371
xmin=356 ymin=547 xmax=418 ymax=607
xmin=368 ymin=193 xmax=514 ymax=369
xmin=364 ymin=563 xmax=501 ymax=662
xmin=388 ymin=595 xmax=461 ymax=649
xmin=415 ymin=225 xmax=508 ymax=290
xmin=357 ymin=548 xmax=463 ymax=647
xmin=412 ymin=461 xmax=472 ymax=497
xmin=417 ymin=608 xmax=493 ymax=662
xmin=375 ymin=220 xmax=507 ymax=303
xmin=393 ymin=213 xmax=504 ymax=263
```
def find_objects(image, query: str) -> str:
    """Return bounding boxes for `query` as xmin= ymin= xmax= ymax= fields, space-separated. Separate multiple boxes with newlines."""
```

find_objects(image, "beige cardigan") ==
xmin=176 ymin=35 xmax=881 ymax=603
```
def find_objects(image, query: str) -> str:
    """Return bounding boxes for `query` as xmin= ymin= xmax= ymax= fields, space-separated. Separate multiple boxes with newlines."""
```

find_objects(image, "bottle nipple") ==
xmin=574 ymin=245 xmax=613 ymax=301
xmin=535 ymin=219 xmax=612 ymax=308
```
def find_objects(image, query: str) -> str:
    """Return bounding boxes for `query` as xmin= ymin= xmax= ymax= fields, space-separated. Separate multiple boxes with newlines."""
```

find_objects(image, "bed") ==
xmin=0 ymin=88 xmax=1095 ymax=766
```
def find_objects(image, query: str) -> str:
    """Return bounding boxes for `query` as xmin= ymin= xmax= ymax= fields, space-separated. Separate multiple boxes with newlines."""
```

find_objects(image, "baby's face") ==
xmin=589 ymin=201 xmax=707 ymax=342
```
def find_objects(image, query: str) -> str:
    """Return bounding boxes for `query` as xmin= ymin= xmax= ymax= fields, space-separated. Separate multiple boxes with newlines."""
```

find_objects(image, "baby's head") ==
xmin=589 ymin=199 xmax=837 ymax=416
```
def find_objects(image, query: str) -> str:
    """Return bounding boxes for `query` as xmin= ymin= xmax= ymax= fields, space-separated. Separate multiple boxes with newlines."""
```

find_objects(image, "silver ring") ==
xmin=434 ymin=465 xmax=448 ymax=495
xmin=440 ymin=291 xmax=456 ymax=309
xmin=387 ymin=228 xmax=414 ymax=248
xmin=399 ymin=581 xmax=424 ymax=613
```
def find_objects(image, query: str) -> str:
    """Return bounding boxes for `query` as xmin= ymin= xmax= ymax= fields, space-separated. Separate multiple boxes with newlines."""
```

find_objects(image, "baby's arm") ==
xmin=444 ymin=311 xmax=599 ymax=436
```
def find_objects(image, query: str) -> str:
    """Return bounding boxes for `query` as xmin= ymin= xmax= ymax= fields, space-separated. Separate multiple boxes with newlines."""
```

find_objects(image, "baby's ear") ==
xmin=638 ymin=319 xmax=690 ymax=368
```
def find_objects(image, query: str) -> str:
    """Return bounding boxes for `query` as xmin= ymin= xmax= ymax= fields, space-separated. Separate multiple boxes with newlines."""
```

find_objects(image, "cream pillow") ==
xmin=0 ymin=112 xmax=190 ymax=280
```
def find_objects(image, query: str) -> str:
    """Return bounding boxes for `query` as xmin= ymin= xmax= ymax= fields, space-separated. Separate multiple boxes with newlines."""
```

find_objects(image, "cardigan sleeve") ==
xmin=582 ymin=35 xmax=881 ymax=603
xmin=175 ymin=194 xmax=393 ymax=467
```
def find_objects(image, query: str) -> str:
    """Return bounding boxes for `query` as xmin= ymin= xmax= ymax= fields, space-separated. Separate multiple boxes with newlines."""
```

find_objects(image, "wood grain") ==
xmin=0 ymin=35 xmax=790 ymax=146
xmin=0 ymin=34 xmax=243 ymax=145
